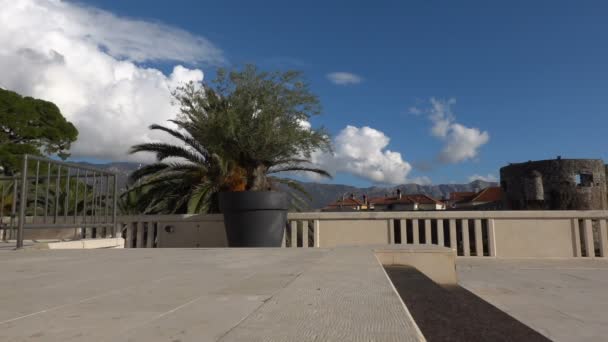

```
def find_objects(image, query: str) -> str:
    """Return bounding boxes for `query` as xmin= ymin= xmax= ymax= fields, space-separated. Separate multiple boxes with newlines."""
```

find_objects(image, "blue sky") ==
xmin=5 ymin=1 xmax=608 ymax=186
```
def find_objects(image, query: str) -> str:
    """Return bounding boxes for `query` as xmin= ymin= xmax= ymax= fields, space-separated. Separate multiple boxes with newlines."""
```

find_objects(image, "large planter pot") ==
xmin=219 ymin=191 xmax=288 ymax=247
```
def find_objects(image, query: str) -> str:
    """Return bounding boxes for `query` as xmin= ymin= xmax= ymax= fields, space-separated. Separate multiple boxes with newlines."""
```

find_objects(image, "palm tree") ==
xmin=28 ymin=177 xmax=106 ymax=217
xmin=0 ymin=179 xmax=15 ymax=216
xmin=127 ymin=65 xmax=331 ymax=214
xmin=126 ymin=129 xmax=230 ymax=214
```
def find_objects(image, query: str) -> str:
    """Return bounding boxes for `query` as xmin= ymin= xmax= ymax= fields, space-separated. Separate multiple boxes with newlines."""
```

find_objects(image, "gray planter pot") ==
xmin=219 ymin=191 xmax=288 ymax=247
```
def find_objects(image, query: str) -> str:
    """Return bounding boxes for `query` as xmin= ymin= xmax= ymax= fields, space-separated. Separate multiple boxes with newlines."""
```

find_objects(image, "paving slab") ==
xmin=458 ymin=258 xmax=608 ymax=342
xmin=0 ymin=247 xmax=422 ymax=342
xmin=219 ymin=247 xmax=422 ymax=342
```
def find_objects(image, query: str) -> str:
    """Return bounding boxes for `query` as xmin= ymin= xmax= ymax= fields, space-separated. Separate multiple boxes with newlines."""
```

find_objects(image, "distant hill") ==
xmin=71 ymin=161 xmax=498 ymax=209
xmin=70 ymin=161 xmax=141 ymax=190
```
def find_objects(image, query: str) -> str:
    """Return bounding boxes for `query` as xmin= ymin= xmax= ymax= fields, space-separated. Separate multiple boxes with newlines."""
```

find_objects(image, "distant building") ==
xmin=500 ymin=157 xmax=608 ymax=210
xmin=322 ymin=190 xmax=445 ymax=212
xmin=321 ymin=194 xmax=368 ymax=211
xmin=449 ymin=187 xmax=503 ymax=210
xmin=446 ymin=191 xmax=477 ymax=208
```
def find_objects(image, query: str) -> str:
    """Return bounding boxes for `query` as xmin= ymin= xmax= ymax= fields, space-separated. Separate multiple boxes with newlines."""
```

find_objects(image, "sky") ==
xmin=1 ymin=0 xmax=607 ymax=186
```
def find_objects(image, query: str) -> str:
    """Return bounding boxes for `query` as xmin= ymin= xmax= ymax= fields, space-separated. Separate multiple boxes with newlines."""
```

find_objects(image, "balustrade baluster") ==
xmin=290 ymin=221 xmax=297 ymax=248
xmin=136 ymin=222 xmax=144 ymax=248
xmin=412 ymin=219 xmax=419 ymax=244
xmin=425 ymin=219 xmax=432 ymax=245
xmin=571 ymin=219 xmax=582 ymax=257
xmin=437 ymin=219 xmax=444 ymax=247
xmin=488 ymin=219 xmax=496 ymax=257
xmin=474 ymin=219 xmax=483 ymax=256
xmin=302 ymin=221 xmax=309 ymax=248
xmin=583 ymin=219 xmax=594 ymax=257
xmin=462 ymin=220 xmax=470 ymax=256
xmin=399 ymin=219 xmax=406 ymax=245
xmin=598 ymin=219 xmax=608 ymax=258
xmin=449 ymin=219 xmax=457 ymax=252
xmin=146 ymin=222 xmax=155 ymax=248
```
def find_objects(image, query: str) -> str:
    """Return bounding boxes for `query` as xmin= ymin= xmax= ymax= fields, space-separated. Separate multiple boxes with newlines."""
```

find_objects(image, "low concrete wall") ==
xmin=318 ymin=219 xmax=389 ymax=247
xmin=35 ymin=238 xmax=124 ymax=249
xmin=118 ymin=214 xmax=227 ymax=248
xmin=157 ymin=216 xmax=227 ymax=248
xmin=493 ymin=218 xmax=575 ymax=258
xmin=375 ymin=245 xmax=458 ymax=285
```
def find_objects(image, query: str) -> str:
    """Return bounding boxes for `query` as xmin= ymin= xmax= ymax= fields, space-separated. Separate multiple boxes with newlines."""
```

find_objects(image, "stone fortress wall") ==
xmin=500 ymin=158 xmax=608 ymax=210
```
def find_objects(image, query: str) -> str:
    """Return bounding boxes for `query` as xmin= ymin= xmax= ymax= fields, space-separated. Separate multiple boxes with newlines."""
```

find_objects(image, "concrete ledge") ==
xmin=36 ymin=238 xmax=124 ymax=249
xmin=375 ymin=245 xmax=458 ymax=285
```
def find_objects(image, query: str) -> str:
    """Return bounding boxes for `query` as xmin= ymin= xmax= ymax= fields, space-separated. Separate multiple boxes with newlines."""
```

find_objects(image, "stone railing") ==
xmin=118 ymin=214 xmax=225 ymax=248
xmin=117 ymin=211 xmax=608 ymax=258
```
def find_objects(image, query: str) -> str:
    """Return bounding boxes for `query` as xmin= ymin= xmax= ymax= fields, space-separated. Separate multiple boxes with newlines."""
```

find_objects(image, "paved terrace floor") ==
xmin=2 ymin=246 xmax=608 ymax=341
xmin=457 ymin=258 xmax=608 ymax=342
xmin=0 ymin=247 xmax=421 ymax=342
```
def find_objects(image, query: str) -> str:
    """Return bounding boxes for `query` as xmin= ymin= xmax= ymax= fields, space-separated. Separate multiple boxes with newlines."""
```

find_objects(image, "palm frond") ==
xmin=128 ymin=163 xmax=169 ymax=183
xmin=129 ymin=143 xmax=206 ymax=164
xmin=150 ymin=123 xmax=210 ymax=159
xmin=268 ymin=166 xmax=332 ymax=178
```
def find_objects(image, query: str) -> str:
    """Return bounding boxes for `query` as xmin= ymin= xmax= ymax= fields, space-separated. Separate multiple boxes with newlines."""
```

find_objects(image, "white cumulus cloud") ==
xmin=326 ymin=72 xmax=363 ymax=85
xmin=425 ymin=98 xmax=489 ymax=163
xmin=468 ymin=174 xmax=498 ymax=182
xmin=0 ymin=0 xmax=224 ymax=162
xmin=310 ymin=125 xmax=428 ymax=185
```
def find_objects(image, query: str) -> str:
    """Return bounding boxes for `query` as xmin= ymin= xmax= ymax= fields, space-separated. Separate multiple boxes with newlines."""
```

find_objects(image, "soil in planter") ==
xmin=384 ymin=266 xmax=550 ymax=342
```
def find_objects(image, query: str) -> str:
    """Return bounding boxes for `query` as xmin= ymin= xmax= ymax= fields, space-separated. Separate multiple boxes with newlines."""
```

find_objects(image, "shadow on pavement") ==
xmin=385 ymin=265 xmax=550 ymax=342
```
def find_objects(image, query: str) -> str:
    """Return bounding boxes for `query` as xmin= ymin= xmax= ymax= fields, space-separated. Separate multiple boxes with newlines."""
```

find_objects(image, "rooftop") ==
xmin=324 ymin=196 xmax=365 ymax=208
xmin=469 ymin=186 xmax=502 ymax=202
xmin=449 ymin=191 xmax=477 ymax=202
xmin=1 ymin=246 xmax=607 ymax=341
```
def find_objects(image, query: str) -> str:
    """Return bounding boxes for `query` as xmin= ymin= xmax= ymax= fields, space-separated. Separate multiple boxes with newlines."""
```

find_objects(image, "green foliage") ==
xmin=125 ymin=144 xmax=230 ymax=214
xmin=174 ymin=64 xmax=331 ymax=190
xmin=0 ymin=88 xmax=78 ymax=175
xmin=128 ymin=65 xmax=331 ymax=214
xmin=26 ymin=172 xmax=105 ymax=217
xmin=0 ymin=178 xmax=15 ymax=214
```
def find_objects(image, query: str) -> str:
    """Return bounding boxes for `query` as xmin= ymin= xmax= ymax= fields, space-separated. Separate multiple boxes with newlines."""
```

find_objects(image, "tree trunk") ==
xmin=248 ymin=164 xmax=269 ymax=191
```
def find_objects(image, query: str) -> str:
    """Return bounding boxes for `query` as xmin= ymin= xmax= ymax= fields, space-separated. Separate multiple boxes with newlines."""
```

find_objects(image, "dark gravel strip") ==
xmin=385 ymin=266 xmax=551 ymax=342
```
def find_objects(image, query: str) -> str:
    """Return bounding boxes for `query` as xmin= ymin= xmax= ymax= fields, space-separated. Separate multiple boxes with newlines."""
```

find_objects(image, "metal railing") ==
xmin=11 ymin=155 xmax=118 ymax=248
xmin=0 ymin=178 xmax=18 ymax=241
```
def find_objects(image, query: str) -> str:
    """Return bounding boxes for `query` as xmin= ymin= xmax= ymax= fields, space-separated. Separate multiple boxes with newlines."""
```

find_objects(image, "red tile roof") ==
xmin=406 ymin=194 xmax=444 ymax=205
xmin=369 ymin=196 xmax=415 ymax=205
xmin=451 ymin=187 xmax=503 ymax=205
xmin=470 ymin=187 xmax=503 ymax=203
xmin=325 ymin=197 xmax=364 ymax=207
xmin=449 ymin=192 xmax=476 ymax=202
xmin=369 ymin=194 xmax=443 ymax=206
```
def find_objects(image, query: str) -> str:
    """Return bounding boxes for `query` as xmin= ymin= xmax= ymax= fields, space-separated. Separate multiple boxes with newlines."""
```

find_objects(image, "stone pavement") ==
xmin=458 ymin=258 xmax=608 ymax=342
xmin=4 ymin=246 xmax=608 ymax=342
xmin=0 ymin=248 xmax=421 ymax=342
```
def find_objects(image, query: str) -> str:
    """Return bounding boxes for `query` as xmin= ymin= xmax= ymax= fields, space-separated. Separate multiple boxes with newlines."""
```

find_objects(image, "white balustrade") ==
xmin=113 ymin=211 xmax=608 ymax=259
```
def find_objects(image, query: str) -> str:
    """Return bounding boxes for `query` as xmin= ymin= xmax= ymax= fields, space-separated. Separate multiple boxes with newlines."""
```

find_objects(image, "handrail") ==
xmin=24 ymin=155 xmax=117 ymax=175
xmin=287 ymin=210 xmax=608 ymax=220
xmin=117 ymin=210 xmax=608 ymax=222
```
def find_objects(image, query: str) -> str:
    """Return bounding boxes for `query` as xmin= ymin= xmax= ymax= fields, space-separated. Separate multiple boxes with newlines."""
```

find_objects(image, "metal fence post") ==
xmin=16 ymin=155 xmax=28 ymax=248
xmin=112 ymin=175 xmax=117 ymax=238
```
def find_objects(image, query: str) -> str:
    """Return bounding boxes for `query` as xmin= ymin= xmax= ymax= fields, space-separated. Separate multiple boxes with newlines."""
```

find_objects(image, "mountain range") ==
xmin=74 ymin=161 xmax=497 ymax=209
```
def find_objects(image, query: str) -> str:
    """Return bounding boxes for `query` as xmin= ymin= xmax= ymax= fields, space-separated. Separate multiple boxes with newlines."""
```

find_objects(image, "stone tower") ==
xmin=500 ymin=158 xmax=608 ymax=210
